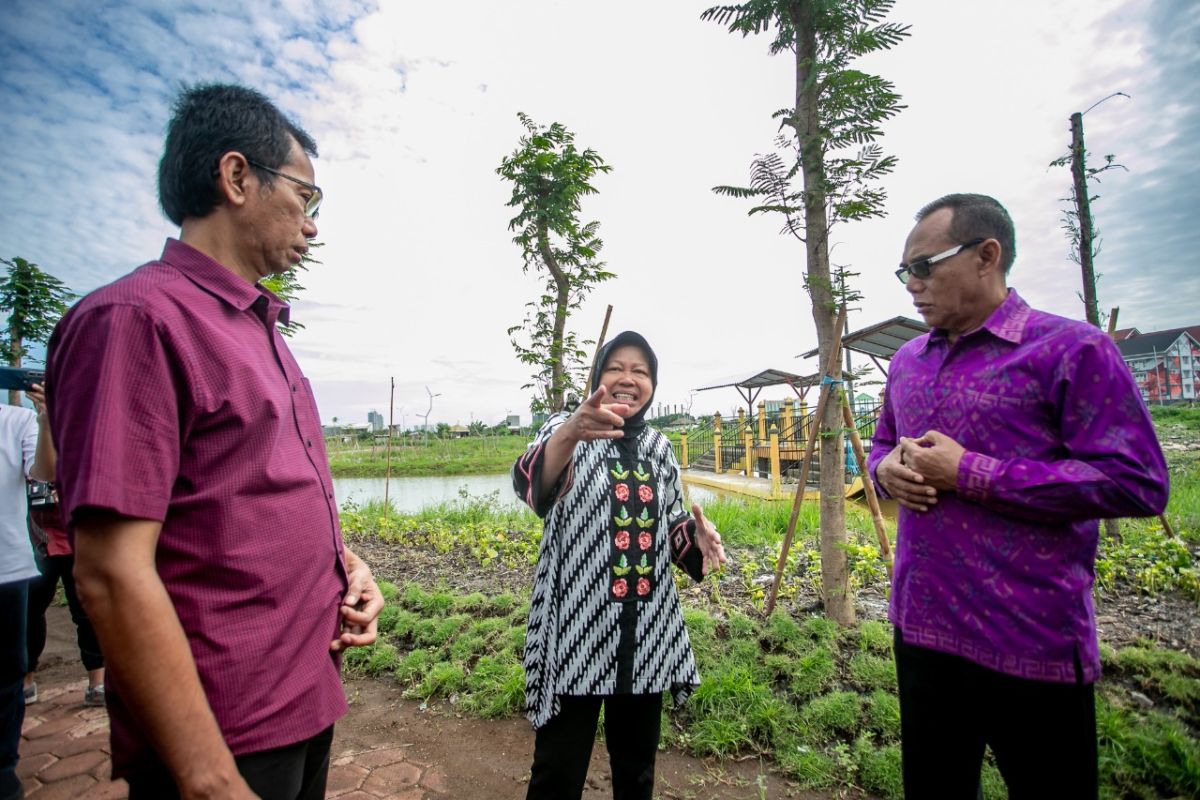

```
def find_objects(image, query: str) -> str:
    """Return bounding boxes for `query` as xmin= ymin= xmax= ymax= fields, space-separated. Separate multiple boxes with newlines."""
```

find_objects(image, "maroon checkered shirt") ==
xmin=47 ymin=239 xmax=348 ymax=776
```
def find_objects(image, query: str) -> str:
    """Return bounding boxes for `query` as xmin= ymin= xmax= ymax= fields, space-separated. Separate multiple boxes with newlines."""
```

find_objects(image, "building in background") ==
xmin=1115 ymin=327 xmax=1200 ymax=404
xmin=367 ymin=409 xmax=384 ymax=432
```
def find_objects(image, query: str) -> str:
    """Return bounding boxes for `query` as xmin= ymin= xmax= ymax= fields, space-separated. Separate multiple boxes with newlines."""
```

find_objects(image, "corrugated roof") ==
xmin=798 ymin=316 xmax=929 ymax=361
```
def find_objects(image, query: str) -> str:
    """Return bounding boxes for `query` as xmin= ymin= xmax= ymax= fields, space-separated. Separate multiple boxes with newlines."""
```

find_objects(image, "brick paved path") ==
xmin=18 ymin=678 xmax=448 ymax=799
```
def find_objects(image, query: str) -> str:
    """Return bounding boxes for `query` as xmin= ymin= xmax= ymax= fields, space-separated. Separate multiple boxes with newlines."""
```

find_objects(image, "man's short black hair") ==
xmin=158 ymin=84 xmax=318 ymax=226
xmin=916 ymin=193 xmax=1017 ymax=274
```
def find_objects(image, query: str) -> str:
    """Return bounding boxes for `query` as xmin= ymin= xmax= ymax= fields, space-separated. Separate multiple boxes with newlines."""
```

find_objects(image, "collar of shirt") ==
xmin=917 ymin=288 xmax=1031 ymax=355
xmin=160 ymin=238 xmax=292 ymax=328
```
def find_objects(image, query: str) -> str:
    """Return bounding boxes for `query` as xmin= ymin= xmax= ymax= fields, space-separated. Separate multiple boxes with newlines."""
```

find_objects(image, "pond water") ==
xmin=333 ymin=473 xmax=721 ymax=512
xmin=333 ymin=474 xmax=522 ymax=512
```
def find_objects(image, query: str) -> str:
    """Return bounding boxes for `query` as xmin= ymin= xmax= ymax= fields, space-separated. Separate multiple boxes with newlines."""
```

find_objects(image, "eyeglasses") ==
xmin=246 ymin=160 xmax=323 ymax=219
xmin=895 ymin=238 xmax=984 ymax=284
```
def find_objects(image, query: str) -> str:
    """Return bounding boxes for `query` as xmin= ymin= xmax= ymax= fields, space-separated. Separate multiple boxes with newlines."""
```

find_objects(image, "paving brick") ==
xmin=39 ymin=750 xmax=109 ymax=782
xmin=21 ymin=734 xmax=65 ymax=757
xmin=21 ymin=715 xmax=47 ymax=735
xmin=354 ymin=747 xmax=413 ymax=769
xmin=23 ymin=717 xmax=82 ymax=740
xmin=16 ymin=751 xmax=57 ymax=780
xmin=419 ymin=766 xmax=448 ymax=795
xmin=361 ymin=761 xmax=422 ymax=795
xmin=26 ymin=773 xmax=97 ymax=800
xmin=82 ymin=779 xmax=129 ymax=799
xmin=379 ymin=789 xmax=424 ymax=800
xmin=332 ymin=793 xmax=381 ymax=800
xmin=326 ymin=763 xmax=369 ymax=797
xmin=78 ymin=707 xmax=109 ymax=722
xmin=49 ymin=731 xmax=111 ymax=759
xmin=69 ymin=717 xmax=111 ymax=739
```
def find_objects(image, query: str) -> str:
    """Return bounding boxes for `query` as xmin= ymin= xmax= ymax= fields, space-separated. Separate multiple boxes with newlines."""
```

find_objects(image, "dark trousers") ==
xmin=0 ymin=580 xmax=29 ymax=800
xmin=894 ymin=628 xmax=1098 ymax=799
xmin=126 ymin=725 xmax=334 ymax=800
xmin=527 ymin=693 xmax=662 ymax=800
xmin=26 ymin=553 xmax=103 ymax=673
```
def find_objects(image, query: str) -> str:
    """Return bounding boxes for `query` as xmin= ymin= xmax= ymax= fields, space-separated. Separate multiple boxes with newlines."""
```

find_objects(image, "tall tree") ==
xmin=703 ymin=0 xmax=908 ymax=624
xmin=497 ymin=113 xmax=614 ymax=414
xmin=1 ymin=256 xmax=76 ymax=405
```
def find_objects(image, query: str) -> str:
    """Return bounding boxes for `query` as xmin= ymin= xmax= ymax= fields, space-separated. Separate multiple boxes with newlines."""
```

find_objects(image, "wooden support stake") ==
xmin=588 ymin=305 xmax=615 ymax=384
xmin=841 ymin=398 xmax=892 ymax=578
xmin=765 ymin=306 xmax=847 ymax=616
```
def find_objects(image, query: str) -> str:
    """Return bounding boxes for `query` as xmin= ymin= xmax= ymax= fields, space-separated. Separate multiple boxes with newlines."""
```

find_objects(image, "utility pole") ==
xmin=385 ymin=377 xmax=395 ymax=510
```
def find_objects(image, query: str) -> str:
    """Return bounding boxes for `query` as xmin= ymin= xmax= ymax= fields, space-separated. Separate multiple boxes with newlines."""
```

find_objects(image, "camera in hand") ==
xmin=0 ymin=366 xmax=45 ymax=391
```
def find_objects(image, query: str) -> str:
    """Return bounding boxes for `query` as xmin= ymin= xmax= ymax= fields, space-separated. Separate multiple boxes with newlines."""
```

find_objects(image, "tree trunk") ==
xmin=791 ymin=1 xmax=854 ymax=625
xmin=7 ymin=335 xmax=20 ymax=407
xmin=538 ymin=226 xmax=570 ymax=413
xmin=1070 ymin=112 xmax=1100 ymax=328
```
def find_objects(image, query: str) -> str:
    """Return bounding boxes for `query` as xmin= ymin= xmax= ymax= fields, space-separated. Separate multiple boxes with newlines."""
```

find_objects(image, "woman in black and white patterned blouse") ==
xmin=513 ymin=331 xmax=726 ymax=800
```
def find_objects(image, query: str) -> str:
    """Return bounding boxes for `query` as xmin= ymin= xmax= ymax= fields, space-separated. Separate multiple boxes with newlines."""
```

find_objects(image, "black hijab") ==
xmin=590 ymin=330 xmax=658 ymax=443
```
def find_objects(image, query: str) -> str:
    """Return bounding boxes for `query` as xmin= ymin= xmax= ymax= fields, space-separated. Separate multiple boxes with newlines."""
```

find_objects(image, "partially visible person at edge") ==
xmin=512 ymin=331 xmax=728 ymax=800
xmin=1 ymin=389 xmax=54 ymax=800
xmin=22 ymin=384 xmax=105 ymax=710
xmin=46 ymin=84 xmax=383 ymax=800
xmin=868 ymin=193 xmax=1169 ymax=799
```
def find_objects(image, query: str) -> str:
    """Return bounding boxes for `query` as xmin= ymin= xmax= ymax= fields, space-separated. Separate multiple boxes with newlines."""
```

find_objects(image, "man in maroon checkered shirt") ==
xmin=46 ymin=84 xmax=383 ymax=800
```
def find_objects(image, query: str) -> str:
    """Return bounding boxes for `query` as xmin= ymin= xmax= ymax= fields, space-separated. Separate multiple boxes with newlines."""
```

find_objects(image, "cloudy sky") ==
xmin=1 ymin=0 xmax=1196 ymax=426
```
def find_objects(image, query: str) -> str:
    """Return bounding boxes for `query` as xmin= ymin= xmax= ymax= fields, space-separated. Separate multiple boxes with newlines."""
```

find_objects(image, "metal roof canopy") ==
xmin=799 ymin=315 xmax=929 ymax=373
xmin=695 ymin=368 xmax=822 ymax=411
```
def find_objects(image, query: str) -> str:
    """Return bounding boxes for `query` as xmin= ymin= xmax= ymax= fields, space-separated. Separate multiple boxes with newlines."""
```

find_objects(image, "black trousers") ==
xmin=527 ymin=693 xmax=662 ymax=800
xmin=125 ymin=725 xmax=334 ymax=800
xmin=26 ymin=553 xmax=104 ymax=673
xmin=893 ymin=628 xmax=1098 ymax=799
xmin=0 ymin=580 xmax=28 ymax=800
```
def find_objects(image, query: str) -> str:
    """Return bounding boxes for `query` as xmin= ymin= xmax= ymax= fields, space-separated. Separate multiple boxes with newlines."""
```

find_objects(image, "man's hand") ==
xmin=27 ymin=382 xmax=48 ymax=418
xmin=898 ymin=430 xmax=966 ymax=493
xmin=691 ymin=503 xmax=727 ymax=576
xmin=562 ymin=386 xmax=629 ymax=444
xmin=876 ymin=443 xmax=939 ymax=512
xmin=331 ymin=546 xmax=384 ymax=652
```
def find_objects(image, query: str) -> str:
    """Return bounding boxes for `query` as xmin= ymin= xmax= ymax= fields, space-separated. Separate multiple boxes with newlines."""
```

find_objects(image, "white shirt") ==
xmin=1 ymin=403 xmax=39 ymax=583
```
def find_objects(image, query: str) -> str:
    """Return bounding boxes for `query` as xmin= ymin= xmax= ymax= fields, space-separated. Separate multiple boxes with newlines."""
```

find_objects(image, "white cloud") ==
xmin=1 ymin=0 xmax=1195 ymax=427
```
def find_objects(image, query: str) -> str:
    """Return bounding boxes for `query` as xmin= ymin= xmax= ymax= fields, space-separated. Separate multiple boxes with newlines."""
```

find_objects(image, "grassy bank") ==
xmin=328 ymin=435 xmax=527 ymax=477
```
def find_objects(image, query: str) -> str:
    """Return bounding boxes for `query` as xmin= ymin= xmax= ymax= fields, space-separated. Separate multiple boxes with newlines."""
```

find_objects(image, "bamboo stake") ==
xmin=765 ymin=306 xmax=847 ymax=616
xmin=588 ymin=304 xmax=615 ymax=384
xmin=841 ymin=398 xmax=892 ymax=578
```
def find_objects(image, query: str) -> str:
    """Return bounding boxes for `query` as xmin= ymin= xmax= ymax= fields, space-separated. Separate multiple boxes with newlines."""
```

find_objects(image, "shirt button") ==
xmin=307 ymin=439 xmax=313 ymax=447
xmin=291 ymin=383 xmax=297 ymax=392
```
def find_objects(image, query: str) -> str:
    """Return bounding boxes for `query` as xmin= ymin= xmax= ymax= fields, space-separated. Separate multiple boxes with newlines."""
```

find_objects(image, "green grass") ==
xmin=328 ymin=434 xmax=528 ymax=477
xmin=345 ymin=579 xmax=1199 ymax=800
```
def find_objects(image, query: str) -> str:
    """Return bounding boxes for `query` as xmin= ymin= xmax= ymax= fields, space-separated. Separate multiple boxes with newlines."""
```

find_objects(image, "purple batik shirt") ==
xmin=47 ymin=239 xmax=348 ymax=776
xmin=868 ymin=290 xmax=1168 ymax=684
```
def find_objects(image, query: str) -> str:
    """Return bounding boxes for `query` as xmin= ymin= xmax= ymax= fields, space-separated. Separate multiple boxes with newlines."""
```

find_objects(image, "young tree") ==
xmin=1 ymin=256 xmax=76 ymax=405
xmin=497 ymin=113 xmax=615 ymax=414
xmin=261 ymin=242 xmax=323 ymax=338
xmin=703 ymin=0 xmax=908 ymax=624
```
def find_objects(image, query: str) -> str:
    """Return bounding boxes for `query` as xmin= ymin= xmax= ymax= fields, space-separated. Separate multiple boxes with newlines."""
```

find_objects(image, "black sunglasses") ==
xmin=895 ymin=238 xmax=984 ymax=284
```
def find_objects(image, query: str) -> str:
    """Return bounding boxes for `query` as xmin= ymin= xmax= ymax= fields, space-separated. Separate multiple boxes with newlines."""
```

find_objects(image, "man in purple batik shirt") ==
xmin=47 ymin=85 xmax=383 ymax=800
xmin=868 ymin=193 xmax=1168 ymax=799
